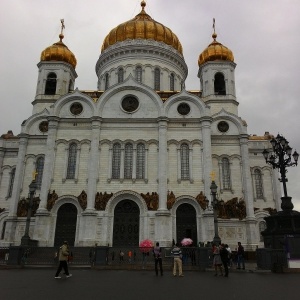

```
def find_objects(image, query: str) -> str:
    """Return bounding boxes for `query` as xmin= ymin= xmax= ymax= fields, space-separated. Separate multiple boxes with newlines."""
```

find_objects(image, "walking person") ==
xmin=153 ymin=242 xmax=163 ymax=276
xmin=237 ymin=242 xmax=245 ymax=270
xmin=171 ymin=243 xmax=184 ymax=277
xmin=212 ymin=243 xmax=223 ymax=276
xmin=220 ymin=244 xmax=229 ymax=277
xmin=55 ymin=241 xmax=72 ymax=279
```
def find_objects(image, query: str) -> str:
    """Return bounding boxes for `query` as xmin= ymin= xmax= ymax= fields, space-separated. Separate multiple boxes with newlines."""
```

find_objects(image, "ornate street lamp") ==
xmin=209 ymin=180 xmax=224 ymax=246
xmin=262 ymin=134 xmax=299 ymax=211
xmin=21 ymin=179 xmax=37 ymax=246
xmin=261 ymin=134 xmax=300 ymax=250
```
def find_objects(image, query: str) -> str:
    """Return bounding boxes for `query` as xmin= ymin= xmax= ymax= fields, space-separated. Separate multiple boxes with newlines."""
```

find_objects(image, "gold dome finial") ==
xmin=212 ymin=18 xmax=217 ymax=40
xmin=59 ymin=19 xmax=65 ymax=42
xmin=141 ymin=1 xmax=146 ymax=10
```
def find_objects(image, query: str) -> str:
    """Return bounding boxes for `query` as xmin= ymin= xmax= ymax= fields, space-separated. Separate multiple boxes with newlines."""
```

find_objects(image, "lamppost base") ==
xmin=262 ymin=208 xmax=300 ymax=249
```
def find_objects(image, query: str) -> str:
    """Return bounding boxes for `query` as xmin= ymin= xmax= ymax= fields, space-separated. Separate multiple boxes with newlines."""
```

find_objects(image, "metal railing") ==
xmin=1 ymin=246 xmax=213 ymax=270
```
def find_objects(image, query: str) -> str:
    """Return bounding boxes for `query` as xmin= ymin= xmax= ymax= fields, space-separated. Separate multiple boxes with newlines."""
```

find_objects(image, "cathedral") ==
xmin=0 ymin=1 xmax=280 ymax=250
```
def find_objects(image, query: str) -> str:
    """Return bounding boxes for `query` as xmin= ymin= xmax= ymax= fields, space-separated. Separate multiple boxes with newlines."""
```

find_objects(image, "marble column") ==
xmin=240 ymin=134 xmax=257 ymax=248
xmin=85 ymin=117 xmax=101 ymax=212
xmin=157 ymin=118 xmax=168 ymax=211
xmin=37 ymin=117 xmax=59 ymax=213
xmin=200 ymin=117 xmax=213 ymax=199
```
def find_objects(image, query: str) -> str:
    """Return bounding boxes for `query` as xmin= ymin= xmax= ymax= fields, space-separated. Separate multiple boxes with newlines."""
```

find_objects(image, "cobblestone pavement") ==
xmin=1 ymin=267 xmax=299 ymax=300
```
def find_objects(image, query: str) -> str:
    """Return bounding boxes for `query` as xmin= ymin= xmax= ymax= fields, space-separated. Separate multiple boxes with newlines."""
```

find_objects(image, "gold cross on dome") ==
xmin=210 ymin=171 xmax=216 ymax=181
xmin=32 ymin=170 xmax=38 ymax=180
xmin=60 ymin=19 xmax=65 ymax=35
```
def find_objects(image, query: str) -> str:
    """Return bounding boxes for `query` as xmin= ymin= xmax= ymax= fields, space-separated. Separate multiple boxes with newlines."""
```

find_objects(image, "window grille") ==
xmin=136 ymin=66 xmax=142 ymax=83
xmin=136 ymin=143 xmax=145 ymax=179
xmin=254 ymin=169 xmax=264 ymax=198
xmin=112 ymin=143 xmax=121 ymax=179
xmin=45 ymin=73 xmax=57 ymax=95
xmin=222 ymin=158 xmax=231 ymax=189
xmin=67 ymin=143 xmax=77 ymax=179
xmin=36 ymin=157 xmax=45 ymax=189
xmin=7 ymin=168 xmax=16 ymax=197
xmin=154 ymin=68 xmax=160 ymax=90
xmin=180 ymin=144 xmax=190 ymax=180
xmin=124 ymin=143 xmax=133 ymax=179
xmin=118 ymin=68 xmax=124 ymax=83
xmin=170 ymin=73 xmax=175 ymax=91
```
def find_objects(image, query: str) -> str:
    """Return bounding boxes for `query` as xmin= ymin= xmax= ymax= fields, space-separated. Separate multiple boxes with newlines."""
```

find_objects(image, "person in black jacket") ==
xmin=153 ymin=242 xmax=163 ymax=276
xmin=220 ymin=243 xmax=229 ymax=277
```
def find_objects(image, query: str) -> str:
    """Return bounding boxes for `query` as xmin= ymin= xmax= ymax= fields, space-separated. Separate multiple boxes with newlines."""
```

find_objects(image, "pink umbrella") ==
xmin=181 ymin=238 xmax=193 ymax=246
xmin=139 ymin=239 xmax=153 ymax=253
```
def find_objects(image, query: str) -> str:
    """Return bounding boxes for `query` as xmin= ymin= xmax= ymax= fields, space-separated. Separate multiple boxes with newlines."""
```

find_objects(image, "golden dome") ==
xmin=198 ymin=32 xmax=234 ymax=66
xmin=40 ymin=33 xmax=77 ymax=68
xmin=101 ymin=1 xmax=183 ymax=55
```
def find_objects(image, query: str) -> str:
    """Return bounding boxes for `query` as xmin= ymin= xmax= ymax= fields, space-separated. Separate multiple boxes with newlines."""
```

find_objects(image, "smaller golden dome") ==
xmin=40 ymin=33 xmax=77 ymax=68
xmin=198 ymin=32 xmax=234 ymax=66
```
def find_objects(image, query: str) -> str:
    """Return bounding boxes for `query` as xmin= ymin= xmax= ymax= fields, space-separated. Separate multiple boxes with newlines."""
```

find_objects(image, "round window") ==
xmin=177 ymin=103 xmax=190 ymax=115
xmin=217 ymin=121 xmax=229 ymax=133
xmin=39 ymin=121 xmax=48 ymax=133
xmin=121 ymin=96 xmax=139 ymax=112
xmin=70 ymin=102 xmax=83 ymax=115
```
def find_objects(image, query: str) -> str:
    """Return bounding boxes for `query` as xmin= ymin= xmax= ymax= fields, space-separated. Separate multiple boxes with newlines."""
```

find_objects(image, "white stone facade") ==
xmin=0 ymin=12 xmax=279 ymax=251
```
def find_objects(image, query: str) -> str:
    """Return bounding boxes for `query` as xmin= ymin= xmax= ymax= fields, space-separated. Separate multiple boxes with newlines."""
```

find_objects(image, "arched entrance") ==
xmin=113 ymin=200 xmax=140 ymax=246
xmin=54 ymin=203 xmax=77 ymax=247
xmin=176 ymin=203 xmax=197 ymax=245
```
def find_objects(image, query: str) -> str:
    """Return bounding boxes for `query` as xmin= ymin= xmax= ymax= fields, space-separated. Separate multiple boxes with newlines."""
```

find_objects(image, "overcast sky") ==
xmin=0 ymin=0 xmax=300 ymax=210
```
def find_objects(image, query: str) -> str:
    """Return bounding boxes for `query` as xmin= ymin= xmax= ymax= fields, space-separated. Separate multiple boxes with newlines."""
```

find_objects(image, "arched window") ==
xmin=170 ymin=73 xmax=175 ymax=91
xmin=154 ymin=68 xmax=160 ymax=90
xmin=112 ymin=143 xmax=121 ymax=179
xmin=45 ymin=73 xmax=57 ymax=95
xmin=222 ymin=157 xmax=231 ymax=189
xmin=124 ymin=143 xmax=133 ymax=179
xmin=254 ymin=169 xmax=264 ymax=198
xmin=136 ymin=143 xmax=145 ymax=179
xmin=180 ymin=143 xmax=189 ymax=180
xmin=7 ymin=168 xmax=16 ymax=198
xmin=214 ymin=72 xmax=226 ymax=95
xmin=67 ymin=143 xmax=77 ymax=179
xmin=36 ymin=157 xmax=45 ymax=189
xmin=118 ymin=68 xmax=124 ymax=83
xmin=259 ymin=221 xmax=267 ymax=242
xmin=105 ymin=73 xmax=109 ymax=90
xmin=136 ymin=66 xmax=142 ymax=83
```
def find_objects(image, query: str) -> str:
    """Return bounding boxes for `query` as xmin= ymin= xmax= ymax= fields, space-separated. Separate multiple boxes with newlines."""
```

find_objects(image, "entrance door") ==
xmin=54 ymin=203 xmax=77 ymax=247
xmin=176 ymin=203 xmax=197 ymax=245
xmin=113 ymin=200 xmax=140 ymax=246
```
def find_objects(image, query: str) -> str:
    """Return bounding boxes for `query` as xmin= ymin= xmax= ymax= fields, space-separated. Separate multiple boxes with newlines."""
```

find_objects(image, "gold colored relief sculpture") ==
xmin=17 ymin=197 xmax=40 ymax=217
xmin=216 ymin=197 xmax=246 ymax=220
xmin=167 ymin=191 xmax=176 ymax=209
xmin=195 ymin=191 xmax=208 ymax=210
xmin=78 ymin=190 xmax=87 ymax=210
xmin=94 ymin=192 xmax=113 ymax=210
xmin=141 ymin=192 xmax=159 ymax=210
xmin=47 ymin=190 xmax=58 ymax=211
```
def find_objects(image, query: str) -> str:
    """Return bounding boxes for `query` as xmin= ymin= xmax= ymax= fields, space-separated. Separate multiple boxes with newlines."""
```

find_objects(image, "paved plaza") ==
xmin=0 ymin=267 xmax=299 ymax=300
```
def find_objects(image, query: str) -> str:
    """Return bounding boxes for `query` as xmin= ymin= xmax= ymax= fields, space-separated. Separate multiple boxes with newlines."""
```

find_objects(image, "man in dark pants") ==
xmin=55 ymin=241 xmax=72 ymax=279
xmin=153 ymin=242 xmax=163 ymax=276
xmin=220 ymin=243 xmax=229 ymax=277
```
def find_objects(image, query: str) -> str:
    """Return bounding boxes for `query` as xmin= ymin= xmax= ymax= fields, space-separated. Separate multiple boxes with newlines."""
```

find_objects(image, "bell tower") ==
xmin=198 ymin=20 xmax=238 ymax=115
xmin=34 ymin=20 xmax=77 ymax=114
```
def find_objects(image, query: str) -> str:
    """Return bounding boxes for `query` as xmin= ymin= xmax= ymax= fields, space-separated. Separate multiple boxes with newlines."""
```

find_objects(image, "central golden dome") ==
xmin=101 ymin=1 xmax=183 ymax=55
